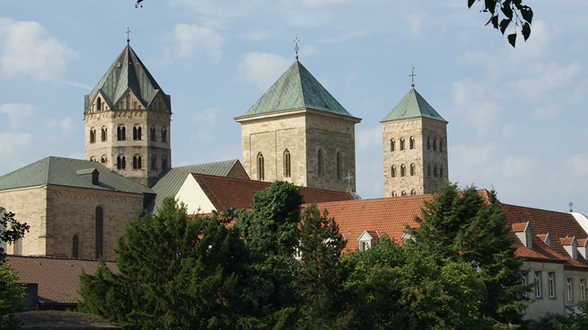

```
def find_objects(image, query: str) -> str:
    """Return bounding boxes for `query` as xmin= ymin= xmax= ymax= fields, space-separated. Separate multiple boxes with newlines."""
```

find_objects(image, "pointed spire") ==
xmin=294 ymin=37 xmax=300 ymax=61
xmin=126 ymin=27 xmax=131 ymax=45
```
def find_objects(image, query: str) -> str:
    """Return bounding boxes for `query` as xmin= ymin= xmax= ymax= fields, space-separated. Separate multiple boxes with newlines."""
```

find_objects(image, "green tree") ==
xmin=470 ymin=0 xmax=533 ymax=47
xmin=0 ymin=211 xmax=29 ymax=330
xmin=408 ymin=183 xmax=529 ymax=327
xmin=80 ymin=198 xmax=253 ymax=329
xmin=234 ymin=181 xmax=304 ymax=328
xmin=345 ymin=236 xmax=485 ymax=329
xmin=296 ymin=204 xmax=351 ymax=329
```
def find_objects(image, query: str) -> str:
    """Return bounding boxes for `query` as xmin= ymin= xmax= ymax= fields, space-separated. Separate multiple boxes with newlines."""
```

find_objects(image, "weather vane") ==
xmin=409 ymin=66 xmax=416 ymax=88
xmin=294 ymin=37 xmax=299 ymax=60
xmin=570 ymin=202 xmax=574 ymax=212
xmin=126 ymin=27 xmax=131 ymax=44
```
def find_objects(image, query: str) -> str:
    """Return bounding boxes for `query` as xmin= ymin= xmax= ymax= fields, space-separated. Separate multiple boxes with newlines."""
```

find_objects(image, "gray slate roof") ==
xmin=148 ymin=159 xmax=243 ymax=213
xmin=0 ymin=156 xmax=153 ymax=195
xmin=236 ymin=61 xmax=356 ymax=119
xmin=381 ymin=88 xmax=446 ymax=123
xmin=84 ymin=44 xmax=170 ymax=113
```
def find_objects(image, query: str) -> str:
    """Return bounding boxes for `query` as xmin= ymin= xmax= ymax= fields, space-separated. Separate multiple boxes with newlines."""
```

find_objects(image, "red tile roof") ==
xmin=7 ymin=256 xmax=118 ymax=305
xmin=559 ymin=237 xmax=575 ymax=246
xmin=192 ymin=173 xmax=355 ymax=210
xmin=512 ymin=222 xmax=528 ymax=232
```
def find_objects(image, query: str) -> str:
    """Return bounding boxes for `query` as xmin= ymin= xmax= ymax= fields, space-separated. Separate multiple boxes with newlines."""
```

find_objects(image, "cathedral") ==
xmin=0 ymin=42 xmax=447 ymax=260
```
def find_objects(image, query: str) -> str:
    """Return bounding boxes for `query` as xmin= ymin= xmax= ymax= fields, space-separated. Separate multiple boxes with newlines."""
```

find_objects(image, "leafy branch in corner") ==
xmin=469 ymin=0 xmax=533 ymax=47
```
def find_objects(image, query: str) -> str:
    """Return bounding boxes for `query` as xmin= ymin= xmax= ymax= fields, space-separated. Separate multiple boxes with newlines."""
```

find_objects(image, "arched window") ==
xmin=89 ymin=129 xmax=96 ymax=143
xmin=151 ymin=127 xmax=157 ymax=142
xmin=410 ymin=163 xmax=415 ymax=176
xmin=433 ymin=138 xmax=437 ymax=151
xmin=428 ymin=164 xmax=431 ymax=177
xmin=117 ymin=126 xmax=126 ymax=141
xmin=401 ymin=164 xmax=406 ymax=177
xmin=336 ymin=152 xmax=342 ymax=181
xmin=151 ymin=155 xmax=157 ymax=170
xmin=317 ymin=149 xmax=323 ymax=178
xmin=95 ymin=206 xmax=104 ymax=259
xmin=96 ymin=97 xmax=102 ymax=111
xmin=257 ymin=153 xmax=265 ymax=180
xmin=72 ymin=235 xmax=79 ymax=259
xmin=391 ymin=191 xmax=396 ymax=197
xmin=101 ymin=127 xmax=107 ymax=142
xmin=390 ymin=139 xmax=395 ymax=152
xmin=411 ymin=189 xmax=416 ymax=195
xmin=427 ymin=137 xmax=431 ymax=150
xmin=133 ymin=155 xmax=142 ymax=169
xmin=133 ymin=125 xmax=142 ymax=140
xmin=439 ymin=139 xmax=444 ymax=152
xmin=401 ymin=191 xmax=407 ymax=196
xmin=162 ymin=157 xmax=168 ymax=170
xmin=439 ymin=166 xmax=444 ymax=178
xmin=161 ymin=129 xmax=167 ymax=143
xmin=117 ymin=155 xmax=126 ymax=170
xmin=283 ymin=149 xmax=291 ymax=178
xmin=391 ymin=165 xmax=397 ymax=178
xmin=409 ymin=137 xmax=415 ymax=149
xmin=101 ymin=155 xmax=107 ymax=164
xmin=126 ymin=95 xmax=130 ymax=109
xmin=434 ymin=165 xmax=438 ymax=177
xmin=400 ymin=138 xmax=405 ymax=151
xmin=90 ymin=156 xmax=96 ymax=162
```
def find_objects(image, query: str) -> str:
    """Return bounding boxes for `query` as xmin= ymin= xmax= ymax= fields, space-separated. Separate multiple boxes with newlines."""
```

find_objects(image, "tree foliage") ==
xmin=470 ymin=0 xmax=533 ymax=47
xmin=408 ymin=183 xmax=529 ymax=326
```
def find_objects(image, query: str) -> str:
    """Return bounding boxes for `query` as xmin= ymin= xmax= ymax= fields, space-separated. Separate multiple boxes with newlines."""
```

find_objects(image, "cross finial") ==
xmin=294 ymin=37 xmax=300 ymax=61
xmin=346 ymin=170 xmax=353 ymax=192
xmin=126 ymin=27 xmax=131 ymax=44
xmin=570 ymin=202 xmax=574 ymax=212
xmin=409 ymin=66 xmax=416 ymax=88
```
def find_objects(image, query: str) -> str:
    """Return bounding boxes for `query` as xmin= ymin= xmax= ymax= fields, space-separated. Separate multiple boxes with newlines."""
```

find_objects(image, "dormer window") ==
xmin=577 ymin=238 xmax=588 ymax=260
xmin=357 ymin=230 xmax=378 ymax=252
xmin=560 ymin=236 xmax=579 ymax=260
xmin=512 ymin=221 xmax=534 ymax=249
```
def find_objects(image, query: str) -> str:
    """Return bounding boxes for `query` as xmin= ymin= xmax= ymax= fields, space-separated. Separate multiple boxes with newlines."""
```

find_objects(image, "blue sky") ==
xmin=1 ymin=0 xmax=588 ymax=213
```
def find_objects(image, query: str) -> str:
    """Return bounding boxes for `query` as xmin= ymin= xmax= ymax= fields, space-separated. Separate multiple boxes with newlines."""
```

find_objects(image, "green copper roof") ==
xmin=84 ymin=44 xmax=170 ymax=113
xmin=0 ymin=156 xmax=153 ymax=195
xmin=148 ymin=160 xmax=243 ymax=214
xmin=381 ymin=88 xmax=446 ymax=123
xmin=237 ymin=61 xmax=355 ymax=118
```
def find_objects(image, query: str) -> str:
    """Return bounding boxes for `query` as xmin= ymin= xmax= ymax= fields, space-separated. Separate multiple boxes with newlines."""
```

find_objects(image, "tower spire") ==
xmin=294 ymin=37 xmax=299 ymax=61
xmin=409 ymin=66 xmax=416 ymax=89
xmin=126 ymin=27 xmax=131 ymax=45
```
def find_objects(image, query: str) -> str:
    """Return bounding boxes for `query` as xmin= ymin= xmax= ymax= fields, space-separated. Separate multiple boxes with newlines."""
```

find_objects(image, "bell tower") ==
xmin=381 ymin=82 xmax=448 ymax=197
xmin=84 ymin=41 xmax=172 ymax=187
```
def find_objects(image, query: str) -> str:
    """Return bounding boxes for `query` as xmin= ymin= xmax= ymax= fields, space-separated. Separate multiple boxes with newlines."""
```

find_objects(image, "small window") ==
xmin=522 ymin=275 xmax=528 ymax=297
xmin=360 ymin=240 xmax=371 ymax=252
xmin=568 ymin=278 xmax=574 ymax=301
xmin=391 ymin=166 xmax=397 ymax=178
xmin=401 ymin=191 xmax=407 ymax=196
xmin=101 ymin=127 xmax=107 ymax=142
xmin=391 ymin=191 xmax=396 ymax=197
xmin=133 ymin=125 xmax=142 ymax=140
xmin=151 ymin=127 xmax=157 ymax=142
xmin=428 ymin=164 xmax=431 ymax=177
xmin=90 ymin=156 xmax=96 ymax=162
xmin=162 ymin=157 xmax=168 ymax=170
xmin=133 ymin=102 xmax=137 ymax=109
xmin=151 ymin=155 xmax=157 ymax=170
xmin=72 ymin=235 xmax=79 ymax=259
xmin=336 ymin=152 xmax=342 ymax=181
xmin=257 ymin=153 xmax=265 ymax=181
xmin=400 ymin=138 xmax=405 ymax=151
xmin=548 ymin=272 xmax=555 ymax=298
xmin=433 ymin=138 xmax=437 ymax=151
xmin=117 ymin=155 xmax=126 ymax=170
xmin=410 ymin=189 xmax=416 ymax=196
xmin=317 ymin=149 xmax=323 ymax=178
xmin=126 ymin=95 xmax=130 ymax=109
xmin=410 ymin=164 xmax=415 ymax=176
xmin=581 ymin=279 xmax=586 ymax=301
xmin=434 ymin=165 xmax=438 ymax=178
xmin=133 ymin=155 xmax=142 ymax=169
xmin=95 ymin=206 xmax=104 ymax=259
xmin=439 ymin=139 xmax=444 ymax=152
xmin=101 ymin=155 xmax=107 ymax=164
xmin=439 ymin=166 xmax=444 ymax=178
xmin=409 ymin=137 xmax=415 ymax=150
xmin=400 ymin=164 xmax=406 ymax=177
xmin=535 ymin=271 xmax=542 ymax=298
xmin=390 ymin=139 xmax=395 ymax=152
xmin=161 ymin=129 xmax=167 ymax=143
xmin=284 ymin=149 xmax=291 ymax=178
xmin=89 ymin=129 xmax=96 ymax=143
xmin=96 ymin=97 xmax=102 ymax=111
xmin=427 ymin=137 xmax=431 ymax=150
xmin=117 ymin=126 xmax=126 ymax=141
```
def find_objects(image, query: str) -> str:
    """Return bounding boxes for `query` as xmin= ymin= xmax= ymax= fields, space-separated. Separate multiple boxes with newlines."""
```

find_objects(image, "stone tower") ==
xmin=381 ymin=87 xmax=448 ymax=197
xmin=234 ymin=60 xmax=361 ymax=192
xmin=84 ymin=43 xmax=171 ymax=187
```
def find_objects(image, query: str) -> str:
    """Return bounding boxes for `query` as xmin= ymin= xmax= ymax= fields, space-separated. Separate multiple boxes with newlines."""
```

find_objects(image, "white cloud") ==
xmin=237 ymin=52 xmax=291 ymax=90
xmin=0 ymin=103 xmax=36 ymax=130
xmin=0 ymin=18 xmax=78 ymax=82
xmin=46 ymin=117 xmax=75 ymax=135
xmin=167 ymin=24 xmax=225 ymax=65
xmin=319 ymin=29 xmax=372 ymax=43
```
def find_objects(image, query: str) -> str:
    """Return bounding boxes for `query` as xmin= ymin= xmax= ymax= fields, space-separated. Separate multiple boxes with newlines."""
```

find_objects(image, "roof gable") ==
xmin=237 ymin=61 xmax=356 ymax=119
xmin=381 ymin=88 xmax=446 ymax=123
xmin=84 ymin=45 xmax=170 ymax=113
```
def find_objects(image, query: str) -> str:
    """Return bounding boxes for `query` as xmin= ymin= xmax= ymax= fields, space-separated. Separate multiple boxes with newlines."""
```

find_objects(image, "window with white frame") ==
xmin=535 ymin=271 xmax=542 ymax=298
xmin=522 ymin=275 xmax=528 ymax=297
xmin=567 ymin=278 xmax=574 ymax=301
xmin=581 ymin=279 xmax=586 ymax=301
xmin=548 ymin=272 xmax=555 ymax=298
